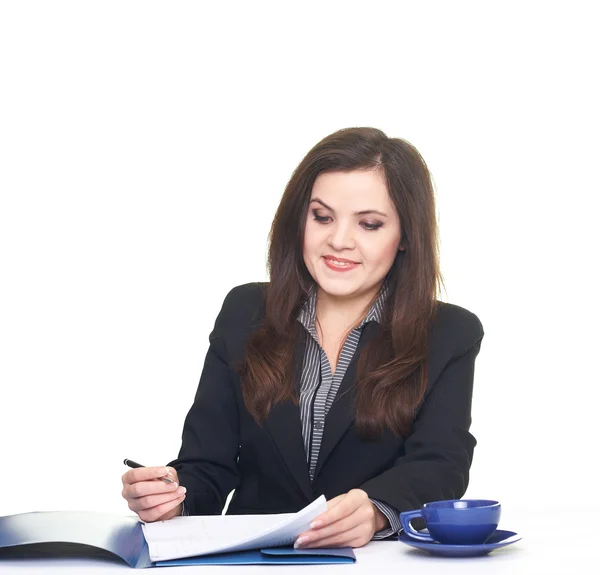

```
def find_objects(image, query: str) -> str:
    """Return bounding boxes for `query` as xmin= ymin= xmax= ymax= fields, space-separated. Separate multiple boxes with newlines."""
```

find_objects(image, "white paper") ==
xmin=141 ymin=495 xmax=327 ymax=562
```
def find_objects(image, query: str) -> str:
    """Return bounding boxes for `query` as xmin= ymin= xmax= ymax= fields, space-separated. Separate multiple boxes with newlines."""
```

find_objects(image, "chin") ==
xmin=315 ymin=276 xmax=362 ymax=298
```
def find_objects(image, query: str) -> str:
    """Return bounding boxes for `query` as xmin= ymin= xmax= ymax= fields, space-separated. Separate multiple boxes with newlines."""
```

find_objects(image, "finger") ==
xmin=298 ymin=503 xmax=369 ymax=545
xmin=139 ymin=493 xmax=187 ymax=523
xmin=128 ymin=485 xmax=187 ymax=513
xmin=164 ymin=467 xmax=178 ymax=482
xmin=325 ymin=494 xmax=345 ymax=510
xmin=122 ymin=477 xmax=180 ymax=500
xmin=301 ymin=508 xmax=362 ymax=544
xmin=122 ymin=466 xmax=171 ymax=486
xmin=306 ymin=494 xmax=348 ymax=530
xmin=128 ymin=488 xmax=185 ymax=514
xmin=311 ymin=491 xmax=364 ymax=529
xmin=298 ymin=524 xmax=367 ymax=549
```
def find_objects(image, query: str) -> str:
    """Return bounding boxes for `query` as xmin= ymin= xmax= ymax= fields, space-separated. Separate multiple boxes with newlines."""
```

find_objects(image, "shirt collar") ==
xmin=297 ymin=283 xmax=388 ymax=335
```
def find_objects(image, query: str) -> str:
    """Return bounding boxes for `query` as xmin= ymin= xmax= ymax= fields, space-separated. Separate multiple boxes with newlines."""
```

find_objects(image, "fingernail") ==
xmin=310 ymin=520 xmax=322 ymax=529
xmin=170 ymin=482 xmax=178 ymax=489
xmin=177 ymin=486 xmax=186 ymax=494
xmin=159 ymin=468 xmax=168 ymax=475
xmin=294 ymin=536 xmax=307 ymax=548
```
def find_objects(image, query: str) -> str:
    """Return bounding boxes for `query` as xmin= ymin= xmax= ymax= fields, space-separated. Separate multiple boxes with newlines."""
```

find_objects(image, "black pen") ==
xmin=123 ymin=459 xmax=175 ymax=484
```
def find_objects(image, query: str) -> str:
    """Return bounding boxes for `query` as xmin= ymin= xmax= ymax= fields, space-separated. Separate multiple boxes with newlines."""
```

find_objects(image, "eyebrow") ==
xmin=310 ymin=197 xmax=389 ymax=218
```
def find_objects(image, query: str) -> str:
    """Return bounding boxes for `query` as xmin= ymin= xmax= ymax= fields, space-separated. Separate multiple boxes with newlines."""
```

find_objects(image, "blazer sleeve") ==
xmin=167 ymin=291 xmax=242 ymax=515
xmin=359 ymin=310 xmax=484 ymax=513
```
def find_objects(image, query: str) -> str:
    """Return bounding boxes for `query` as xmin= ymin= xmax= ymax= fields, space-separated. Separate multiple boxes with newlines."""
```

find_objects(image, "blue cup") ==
xmin=400 ymin=499 xmax=501 ymax=545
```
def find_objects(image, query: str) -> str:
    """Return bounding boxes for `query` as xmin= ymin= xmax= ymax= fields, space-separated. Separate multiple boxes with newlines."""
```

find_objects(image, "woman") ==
xmin=121 ymin=127 xmax=484 ymax=549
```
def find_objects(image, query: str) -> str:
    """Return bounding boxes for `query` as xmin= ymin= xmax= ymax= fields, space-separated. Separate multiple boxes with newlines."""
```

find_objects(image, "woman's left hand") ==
xmin=294 ymin=489 xmax=389 ymax=549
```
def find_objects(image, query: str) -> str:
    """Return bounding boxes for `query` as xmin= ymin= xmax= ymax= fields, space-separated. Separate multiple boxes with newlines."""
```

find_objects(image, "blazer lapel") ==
xmin=265 ymin=328 xmax=313 ymax=501
xmin=313 ymin=322 xmax=379 ymax=479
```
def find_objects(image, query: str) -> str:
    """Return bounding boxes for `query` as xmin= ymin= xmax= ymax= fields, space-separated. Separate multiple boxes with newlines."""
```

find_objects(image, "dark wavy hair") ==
xmin=240 ymin=127 xmax=443 ymax=439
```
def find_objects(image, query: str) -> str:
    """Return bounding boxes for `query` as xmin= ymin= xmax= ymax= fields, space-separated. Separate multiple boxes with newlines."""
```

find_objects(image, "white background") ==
xmin=1 ymin=0 xmax=598 ymax=526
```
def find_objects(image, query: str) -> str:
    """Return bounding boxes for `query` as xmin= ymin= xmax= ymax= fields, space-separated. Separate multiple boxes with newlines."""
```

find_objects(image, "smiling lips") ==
xmin=322 ymin=255 xmax=360 ymax=272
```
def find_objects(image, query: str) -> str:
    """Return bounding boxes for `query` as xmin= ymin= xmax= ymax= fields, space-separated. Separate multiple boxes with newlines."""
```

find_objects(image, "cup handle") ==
xmin=400 ymin=509 xmax=434 ymax=542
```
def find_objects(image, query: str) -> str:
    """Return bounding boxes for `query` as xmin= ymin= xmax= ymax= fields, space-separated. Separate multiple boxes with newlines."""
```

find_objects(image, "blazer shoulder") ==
xmin=432 ymin=301 xmax=485 ymax=358
xmin=214 ymin=282 xmax=267 ymax=332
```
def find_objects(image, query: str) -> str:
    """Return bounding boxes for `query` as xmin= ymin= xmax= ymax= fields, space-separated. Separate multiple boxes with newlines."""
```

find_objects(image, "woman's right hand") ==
xmin=121 ymin=466 xmax=187 ymax=522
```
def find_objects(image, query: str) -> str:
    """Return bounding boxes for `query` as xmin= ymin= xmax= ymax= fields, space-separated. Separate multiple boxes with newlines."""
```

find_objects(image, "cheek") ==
xmin=366 ymin=234 xmax=401 ymax=266
xmin=303 ymin=221 xmax=325 ymax=255
xmin=302 ymin=228 xmax=317 ymax=270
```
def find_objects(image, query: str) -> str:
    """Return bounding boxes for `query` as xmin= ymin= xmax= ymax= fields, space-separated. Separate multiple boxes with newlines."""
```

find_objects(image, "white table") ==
xmin=0 ymin=506 xmax=593 ymax=574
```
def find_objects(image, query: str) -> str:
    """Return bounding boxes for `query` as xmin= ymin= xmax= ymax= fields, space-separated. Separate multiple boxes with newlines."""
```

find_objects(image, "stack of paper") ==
xmin=142 ymin=496 xmax=327 ymax=561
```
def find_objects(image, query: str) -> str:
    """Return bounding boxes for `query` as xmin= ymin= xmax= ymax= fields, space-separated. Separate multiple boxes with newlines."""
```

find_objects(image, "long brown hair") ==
xmin=240 ymin=127 xmax=443 ymax=439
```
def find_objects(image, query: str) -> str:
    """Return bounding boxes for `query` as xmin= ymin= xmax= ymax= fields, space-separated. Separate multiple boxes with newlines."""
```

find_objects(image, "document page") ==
xmin=142 ymin=496 xmax=327 ymax=562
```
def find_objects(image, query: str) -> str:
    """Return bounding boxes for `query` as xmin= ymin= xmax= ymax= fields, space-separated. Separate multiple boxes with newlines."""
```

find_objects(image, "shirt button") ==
xmin=315 ymin=420 xmax=324 ymax=430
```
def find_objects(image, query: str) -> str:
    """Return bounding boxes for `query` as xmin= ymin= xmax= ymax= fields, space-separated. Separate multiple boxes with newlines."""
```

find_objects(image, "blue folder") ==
xmin=0 ymin=511 xmax=356 ymax=568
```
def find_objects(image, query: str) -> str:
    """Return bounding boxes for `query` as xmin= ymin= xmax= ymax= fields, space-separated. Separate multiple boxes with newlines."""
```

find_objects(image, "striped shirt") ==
xmin=296 ymin=284 xmax=402 ymax=539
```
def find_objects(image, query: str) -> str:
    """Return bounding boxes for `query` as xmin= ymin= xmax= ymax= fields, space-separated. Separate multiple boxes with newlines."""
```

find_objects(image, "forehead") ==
xmin=310 ymin=169 xmax=390 ymax=207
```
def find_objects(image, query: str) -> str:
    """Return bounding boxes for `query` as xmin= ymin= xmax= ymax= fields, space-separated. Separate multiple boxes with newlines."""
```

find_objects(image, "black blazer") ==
xmin=169 ymin=282 xmax=484 ymax=517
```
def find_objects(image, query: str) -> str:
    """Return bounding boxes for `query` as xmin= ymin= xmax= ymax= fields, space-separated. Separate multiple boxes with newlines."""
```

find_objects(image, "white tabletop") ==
xmin=0 ymin=506 xmax=594 ymax=574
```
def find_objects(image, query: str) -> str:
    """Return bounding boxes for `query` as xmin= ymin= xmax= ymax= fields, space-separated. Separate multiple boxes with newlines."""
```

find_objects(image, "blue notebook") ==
xmin=0 ymin=511 xmax=356 ymax=568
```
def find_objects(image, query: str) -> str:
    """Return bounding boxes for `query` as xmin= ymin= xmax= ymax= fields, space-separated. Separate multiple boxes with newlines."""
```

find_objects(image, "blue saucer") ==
xmin=398 ymin=529 xmax=521 ymax=557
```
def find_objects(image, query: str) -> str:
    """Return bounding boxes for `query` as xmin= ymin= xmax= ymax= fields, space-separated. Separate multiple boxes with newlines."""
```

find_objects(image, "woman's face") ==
xmin=303 ymin=169 xmax=402 ymax=301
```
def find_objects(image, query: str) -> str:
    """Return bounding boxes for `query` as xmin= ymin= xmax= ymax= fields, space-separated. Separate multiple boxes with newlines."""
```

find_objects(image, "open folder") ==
xmin=0 ymin=495 xmax=356 ymax=568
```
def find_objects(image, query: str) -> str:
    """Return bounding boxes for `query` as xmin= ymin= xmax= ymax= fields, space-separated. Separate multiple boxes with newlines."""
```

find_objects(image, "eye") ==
xmin=312 ymin=209 xmax=332 ymax=223
xmin=361 ymin=221 xmax=383 ymax=231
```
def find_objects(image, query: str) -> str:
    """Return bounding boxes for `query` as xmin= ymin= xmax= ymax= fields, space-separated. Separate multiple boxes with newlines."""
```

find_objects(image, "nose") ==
xmin=328 ymin=221 xmax=355 ymax=251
